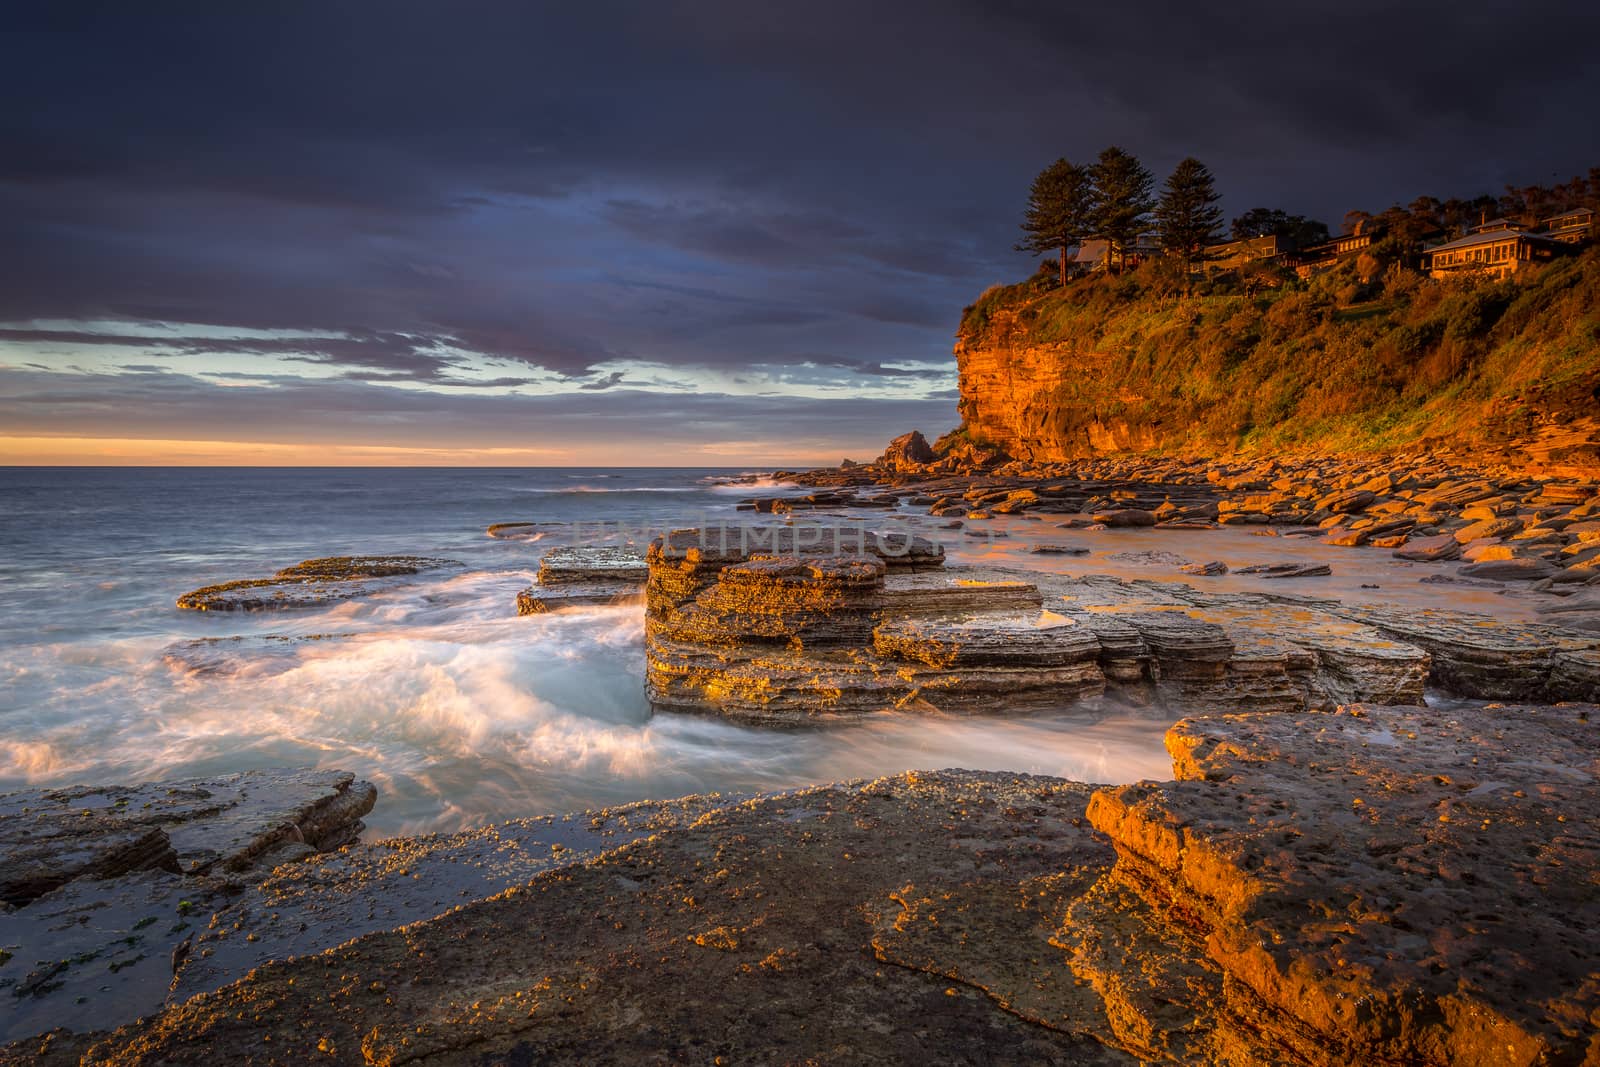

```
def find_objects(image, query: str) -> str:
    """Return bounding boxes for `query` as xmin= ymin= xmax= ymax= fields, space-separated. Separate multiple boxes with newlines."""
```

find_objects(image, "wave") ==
xmin=704 ymin=476 xmax=802 ymax=494
xmin=509 ymin=486 xmax=702 ymax=495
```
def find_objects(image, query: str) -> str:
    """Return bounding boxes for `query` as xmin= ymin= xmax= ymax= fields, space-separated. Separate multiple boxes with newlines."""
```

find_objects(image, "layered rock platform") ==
xmin=629 ymin=524 xmax=1600 ymax=723
xmin=15 ymin=702 xmax=1595 ymax=1065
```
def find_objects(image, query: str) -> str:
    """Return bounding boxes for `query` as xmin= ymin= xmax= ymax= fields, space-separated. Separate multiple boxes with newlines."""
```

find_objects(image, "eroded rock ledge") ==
xmin=15 ymin=702 xmax=1595 ymax=1066
xmin=634 ymin=525 xmax=1599 ymax=723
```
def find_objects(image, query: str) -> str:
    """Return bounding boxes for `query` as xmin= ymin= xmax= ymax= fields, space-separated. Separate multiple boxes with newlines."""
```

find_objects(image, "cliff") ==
xmin=955 ymin=247 xmax=1600 ymax=474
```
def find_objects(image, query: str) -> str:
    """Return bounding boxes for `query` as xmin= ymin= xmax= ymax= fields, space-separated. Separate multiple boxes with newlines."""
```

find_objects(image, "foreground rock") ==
xmin=176 ymin=556 xmax=460 ymax=611
xmin=23 ymin=702 xmax=1598 ymax=1066
xmin=164 ymin=793 xmax=735 ymax=1004
xmin=0 ymin=770 xmax=375 ymax=1045
xmin=21 ymin=772 xmax=1130 ymax=1066
xmin=1088 ymin=701 xmax=1600 ymax=1064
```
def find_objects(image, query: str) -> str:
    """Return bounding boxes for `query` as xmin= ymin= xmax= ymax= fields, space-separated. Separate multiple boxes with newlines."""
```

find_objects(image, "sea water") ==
xmin=0 ymin=467 xmax=1521 ymax=832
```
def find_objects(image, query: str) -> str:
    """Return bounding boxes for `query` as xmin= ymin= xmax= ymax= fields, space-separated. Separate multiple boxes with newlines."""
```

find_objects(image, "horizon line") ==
xmin=0 ymin=462 xmax=803 ymax=470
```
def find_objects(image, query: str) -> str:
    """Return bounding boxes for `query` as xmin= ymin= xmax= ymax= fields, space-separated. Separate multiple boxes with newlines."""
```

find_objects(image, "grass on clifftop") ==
xmin=958 ymin=246 xmax=1600 ymax=456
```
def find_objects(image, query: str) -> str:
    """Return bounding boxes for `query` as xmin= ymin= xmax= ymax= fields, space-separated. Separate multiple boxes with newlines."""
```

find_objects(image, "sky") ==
xmin=4 ymin=1 xmax=1598 ymax=466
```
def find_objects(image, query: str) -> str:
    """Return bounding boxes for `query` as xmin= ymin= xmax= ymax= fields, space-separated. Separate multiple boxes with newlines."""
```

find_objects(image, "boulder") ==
xmin=1459 ymin=557 xmax=1557 ymax=581
xmin=1452 ymin=516 xmax=1524 ymax=544
xmin=1314 ymin=488 xmax=1376 ymax=513
xmin=1392 ymin=532 xmax=1462 ymax=562
xmin=876 ymin=429 xmax=936 ymax=471
xmin=1090 ymin=508 xmax=1158 ymax=527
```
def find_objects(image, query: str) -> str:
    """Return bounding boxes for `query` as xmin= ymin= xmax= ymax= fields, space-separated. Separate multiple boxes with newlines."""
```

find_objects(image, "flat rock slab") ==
xmin=1330 ymin=603 xmax=1599 ymax=701
xmin=653 ymin=524 xmax=945 ymax=569
xmin=873 ymin=611 xmax=1102 ymax=668
xmin=1092 ymin=702 xmax=1600 ymax=1066
xmin=485 ymin=522 xmax=564 ymax=540
xmin=161 ymin=633 xmax=358 ymax=678
xmin=176 ymin=556 xmax=460 ymax=611
xmin=1234 ymin=562 xmax=1333 ymax=578
xmin=535 ymin=545 xmax=649 ymax=584
xmin=516 ymin=579 xmax=643 ymax=614
xmin=1458 ymin=557 xmax=1557 ymax=581
xmin=0 ymin=871 xmax=198 ymax=1046
xmin=167 ymin=793 xmax=739 ymax=1004
xmin=0 ymin=769 xmax=377 ymax=1048
xmin=41 ymin=773 xmax=1134 ymax=1066
xmin=0 ymin=769 xmax=376 ymax=906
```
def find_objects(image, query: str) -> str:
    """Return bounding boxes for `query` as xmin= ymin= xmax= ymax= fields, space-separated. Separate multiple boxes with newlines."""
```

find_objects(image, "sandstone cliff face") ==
xmin=954 ymin=248 xmax=1600 ymax=472
xmin=956 ymin=321 xmax=1163 ymax=461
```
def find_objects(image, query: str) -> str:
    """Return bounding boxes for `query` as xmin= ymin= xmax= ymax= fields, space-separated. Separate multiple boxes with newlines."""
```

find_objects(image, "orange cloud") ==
xmin=0 ymin=436 xmax=572 ymax=467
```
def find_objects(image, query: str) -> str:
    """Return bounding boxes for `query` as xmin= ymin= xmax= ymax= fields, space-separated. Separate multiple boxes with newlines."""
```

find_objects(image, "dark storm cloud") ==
xmin=2 ymin=0 xmax=1597 ymax=452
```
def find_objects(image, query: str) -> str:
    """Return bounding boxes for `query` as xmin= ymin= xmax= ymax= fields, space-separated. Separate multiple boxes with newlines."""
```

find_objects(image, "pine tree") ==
xmin=1016 ymin=158 xmax=1097 ymax=287
xmin=1155 ymin=157 xmax=1224 ymax=275
xmin=1090 ymin=146 xmax=1155 ymax=274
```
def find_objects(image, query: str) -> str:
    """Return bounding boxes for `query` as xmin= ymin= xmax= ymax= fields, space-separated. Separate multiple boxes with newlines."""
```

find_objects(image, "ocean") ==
xmin=0 ymin=467 xmax=1183 ymax=833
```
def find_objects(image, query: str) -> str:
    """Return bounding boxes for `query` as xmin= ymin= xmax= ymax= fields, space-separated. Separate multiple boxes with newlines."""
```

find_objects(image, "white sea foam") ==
xmin=509 ymin=485 xmax=701 ymax=494
xmin=0 ymin=574 xmax=1171 ymax=833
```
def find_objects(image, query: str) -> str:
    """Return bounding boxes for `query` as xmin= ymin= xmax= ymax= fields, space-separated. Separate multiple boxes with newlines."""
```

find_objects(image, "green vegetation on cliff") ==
xmin=956 ymin=247 xmax=1600 ymax=458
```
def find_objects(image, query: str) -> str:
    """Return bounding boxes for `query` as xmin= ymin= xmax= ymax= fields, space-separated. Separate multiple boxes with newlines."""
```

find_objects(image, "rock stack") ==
xmin=643 ymin=525 xmax=1099 ymax=721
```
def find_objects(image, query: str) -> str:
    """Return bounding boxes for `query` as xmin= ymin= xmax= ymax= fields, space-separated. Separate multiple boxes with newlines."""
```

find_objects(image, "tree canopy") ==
xmin=1016 ymin=158 xmax=1096 ymax=287
xmin=1230 ymin=208 xmax=1329 ymax=248
xmin=1155 ymin=157 xmax=1224 ymax=270
xmin=1091 ymin=146 xmax=1155 ymax=274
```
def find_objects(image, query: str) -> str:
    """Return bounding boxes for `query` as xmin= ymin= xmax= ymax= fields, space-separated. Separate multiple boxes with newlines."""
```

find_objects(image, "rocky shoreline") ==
xmin=6 ymin=448 xmax=1598 ymax=1063
xmin=4 ymin=700 xmax=1595 ymax=1065
xmin=766 ymin=432 xmax=1600 ymax=600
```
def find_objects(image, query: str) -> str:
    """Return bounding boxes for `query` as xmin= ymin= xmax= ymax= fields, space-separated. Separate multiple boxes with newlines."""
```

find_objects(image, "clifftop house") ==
xmin=1544 ymin=207 xmax=1596 ymax=243
xmin=1071 ymin=236 xmax=1161 ymax=273
xmin=1204 ymin=234 xmax=1286 ymax=272
xmin=1067 ymin=200 xmax=1592 ymax=283
xmin=1290 ymin=223 xmax=1382 ymax=279
xmin=1424 ymin=227 xmax=1561 ymax=280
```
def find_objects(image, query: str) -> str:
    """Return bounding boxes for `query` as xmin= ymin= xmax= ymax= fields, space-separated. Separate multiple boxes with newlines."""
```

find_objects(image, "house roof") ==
xmin=1544 ymin=208 xmax=1595 ymax=224
xmin=1428 ymin=228 xmax=1556 ymax=254
xmin=1206 ymin=235 xmax=1279 ymax=252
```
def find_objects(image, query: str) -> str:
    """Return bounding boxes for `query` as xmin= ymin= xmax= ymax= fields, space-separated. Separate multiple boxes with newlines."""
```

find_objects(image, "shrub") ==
xmin=1445 ymin=285 xmax=1513 ymax=341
